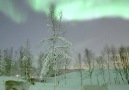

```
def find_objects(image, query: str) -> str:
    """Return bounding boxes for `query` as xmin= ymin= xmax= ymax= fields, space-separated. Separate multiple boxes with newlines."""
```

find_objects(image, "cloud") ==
xmin=74 ymin=37 xmax=97 ymax=51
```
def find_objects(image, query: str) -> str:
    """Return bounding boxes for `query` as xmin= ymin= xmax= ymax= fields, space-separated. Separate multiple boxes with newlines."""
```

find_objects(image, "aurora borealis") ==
xmin=0 ymin=0 xmax=26 ymax=23
xmin=1 ymin=0 xmax=129 ymax=23
xmin=28 ymin=0 xmax=129 ymax=21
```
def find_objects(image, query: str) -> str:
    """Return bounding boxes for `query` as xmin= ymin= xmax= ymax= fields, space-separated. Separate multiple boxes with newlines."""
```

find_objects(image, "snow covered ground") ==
xmin=0 ymin=69 xmax=129 ymax=90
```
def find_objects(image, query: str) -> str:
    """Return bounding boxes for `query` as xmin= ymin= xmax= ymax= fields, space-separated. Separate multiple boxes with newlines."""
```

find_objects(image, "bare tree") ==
xmin=103 ymin=45 xmax=111 ymax=84
xmin=119 ymin=46 xmax=129 ymax=84
xmin=84 ymin=48 xmax=95 ymax=85
xmin=75 ymin=53 xmax=83 ymax=86
xmin=110 ymin=46 xmax=121 ymax=84
xmin=63 ymin=58 xmax=71 ymax=85
xmin=96 ymin=56 xmax=106 ymax=85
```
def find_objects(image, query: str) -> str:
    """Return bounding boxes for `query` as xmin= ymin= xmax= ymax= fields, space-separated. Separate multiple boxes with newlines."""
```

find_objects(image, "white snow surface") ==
xmin=0 ymin=70 xmax=129 ymax=90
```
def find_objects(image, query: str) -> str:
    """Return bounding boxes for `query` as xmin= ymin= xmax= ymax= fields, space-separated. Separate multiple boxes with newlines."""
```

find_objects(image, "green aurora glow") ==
xmin=0 ymin=0 xmax=26 ymax=23
xmin=1 ymin=0 xmax=129 ymax=22
xmin=28 ymin=0 xmax=129 ymax=21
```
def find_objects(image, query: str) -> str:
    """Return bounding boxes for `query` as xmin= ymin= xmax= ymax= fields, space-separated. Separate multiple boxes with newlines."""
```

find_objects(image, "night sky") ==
xmin=1 ymin=0 xmax=129 ymax=56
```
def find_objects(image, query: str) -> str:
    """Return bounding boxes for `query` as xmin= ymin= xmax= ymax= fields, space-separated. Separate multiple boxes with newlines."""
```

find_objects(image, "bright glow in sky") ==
xmin=28 ymin=0 xmax=129 ymax=21
xmin=1 ymin=0 xmax=129 ymax=22
xmin=0 ymin=0 xmax=26 ymax=23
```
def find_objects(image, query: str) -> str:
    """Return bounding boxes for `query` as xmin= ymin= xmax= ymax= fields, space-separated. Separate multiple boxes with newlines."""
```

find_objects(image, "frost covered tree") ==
xmin=18 ymin=41 xmax=33 ymax=81
xmin=3 ymin=48 xmax=13 ymax=76
xmin=0 ymin=50 xmax=3 ymax=75
xmin=40 ymin=4 xmax=72 ymax=87
xmin=37 ymin=52 xmax=44 ymax=76
xmin=23 ymin=40 xmax=33 ymax=82
xmin=18 ymin=46 xmax=25 ymax=76
xmin=0 ymin=50 xmax=6 ymax=75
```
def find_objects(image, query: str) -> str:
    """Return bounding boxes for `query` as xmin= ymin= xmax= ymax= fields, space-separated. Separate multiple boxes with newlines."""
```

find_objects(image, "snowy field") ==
xmin=0 ymin=69 xmax=129 ymax=90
